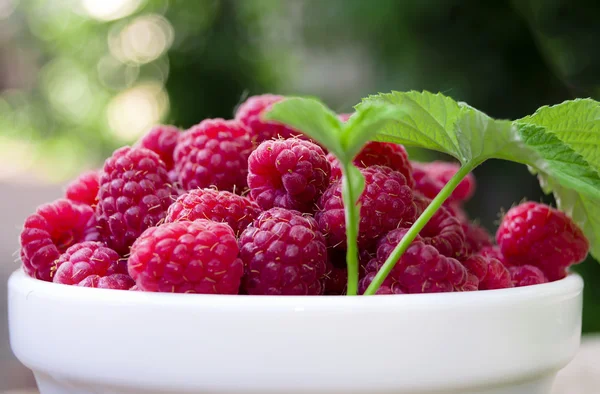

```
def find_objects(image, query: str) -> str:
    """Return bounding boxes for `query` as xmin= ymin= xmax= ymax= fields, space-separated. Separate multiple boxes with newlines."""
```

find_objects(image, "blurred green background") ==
xmin=1 ymin=0 xmax=600 ymax=332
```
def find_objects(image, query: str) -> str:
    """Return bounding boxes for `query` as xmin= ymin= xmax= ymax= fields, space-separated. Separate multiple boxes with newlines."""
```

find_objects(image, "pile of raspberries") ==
xmin=19 ymin=94 xmax=590 ymax=295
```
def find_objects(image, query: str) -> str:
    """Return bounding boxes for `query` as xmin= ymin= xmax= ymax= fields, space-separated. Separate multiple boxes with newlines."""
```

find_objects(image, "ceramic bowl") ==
xmin=8 ymin=269 xmax=583 ymax=394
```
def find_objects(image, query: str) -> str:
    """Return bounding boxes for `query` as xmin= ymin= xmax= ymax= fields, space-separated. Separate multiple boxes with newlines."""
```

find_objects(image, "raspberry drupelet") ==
xmin=235 ymin=94 xmax=299 ymax=143
xmin=96 ymin=146 xmax=177 ymax=255
xmin=248 ymin=138 xmax=330 ymax=213
xmin=462 ymin=254 xmax=513 ymax=290
xmin=128 ymin=220 xmax=244 ymax=294
xmin=238 ymin=208 xmax=328 ymax=295
xmin=174 ymin=118 xmax=253 ymax=193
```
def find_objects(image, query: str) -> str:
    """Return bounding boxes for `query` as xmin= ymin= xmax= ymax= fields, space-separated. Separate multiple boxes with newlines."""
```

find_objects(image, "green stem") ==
xmin=341 ymin=164 xmax=360 ymax=296
xmin=364 ymin=162 xmax=476 ymax=295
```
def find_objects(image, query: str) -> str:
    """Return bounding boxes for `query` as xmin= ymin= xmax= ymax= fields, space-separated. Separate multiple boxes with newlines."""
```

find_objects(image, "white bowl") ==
xmin=8 ymin=269 xmax=583 ymax=394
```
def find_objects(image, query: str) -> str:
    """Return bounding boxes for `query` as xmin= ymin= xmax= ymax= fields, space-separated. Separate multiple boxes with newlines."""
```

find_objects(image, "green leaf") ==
xmin=357 ymin=91 xmax=463 ymax=160
xmin=341 ymin=164 xmax=366 ymax=205
xmin=359 ymin=91 xmax=532 ymax=165
xmin=518 ymin=99 xmax=600 ymax=170
xmin=536 ymin=171 xmax=600 ymax=261
xmin=516 ymin=123 xmax=600 ymax=199
xmin=264 ymin=97 xmax=345 ymax=159
xmin=341 ymin=101 xmax=415 ymax=160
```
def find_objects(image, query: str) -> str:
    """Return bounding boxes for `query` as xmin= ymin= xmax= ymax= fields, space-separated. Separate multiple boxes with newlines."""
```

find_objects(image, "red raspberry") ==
xmin=317 ymin=166 xmax=417 ymax=249
xmin=53 ymin=241 xmax=128 ymax=286
xmin=463 ymin=222 xmax=493 ymax=256
xmin=479 ymin=245 xmax=505 ymax=262
xmin=78 ymin=273 xmax=135 ymax=290
xmin=65 ymin=170 xmax=100 ymax=207
xmin=462 ymin=254 xmax=512 ymax=290
xmin=128 ymin=220 xmax=243 ymax=293
xmin=20 ymin=199 xmax=98 ymax=281
xmin=235 ymin=94 xmax=299 ymax=143
xmin=96 ymin=147 xmax=177 ymax=255
xmin=174 ymin=118 xmax=253 ymax=192
xmin=420 ymin=204 xmax=466 ymax=259
xmin=509 ymin=265 xmax=548 ymax=287
xmin=165 ymin=188 xmax=261 ymax=236
xmin=496 ymin=202 xmax=589 ymax=281
xmin=323 ymin=248 xmax=348 ymax=295
xmin=328 ymin=142 xmax=414 ymax=188
xmin=248 ymin=139 xmax=330 ymax=212
xmin=135 ymin=125 xmax=180 ymax=170
xmin=359 ymin=228 xmax=475 ymax=294
xmin=239 ymin=208 xmax=328 ymax=295
xmin=412 ymin=161 xmax=476 ymax=203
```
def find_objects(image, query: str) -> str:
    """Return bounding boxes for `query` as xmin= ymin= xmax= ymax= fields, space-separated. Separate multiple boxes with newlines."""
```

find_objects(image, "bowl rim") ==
xmin=8 ymin=268 xmax=584 ymax=308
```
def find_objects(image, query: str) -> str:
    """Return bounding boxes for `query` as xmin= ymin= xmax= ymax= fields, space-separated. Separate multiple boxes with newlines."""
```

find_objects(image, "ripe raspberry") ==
xmin=328 ymin=142 xmax=414 ymax=187
xmin=509 ymin=265 xmax=548 ymax=287
xmin=412 ymin=161 xmax=476 ymax=203
xmin=463 ymin=222 xmax=493 ymax=256
xmin=479 ymin=245 xmax=505 ymax=262
xmin=96 ymin=147 xmax=177 ymax=255
xmin=78 ymin=273 xmax=135 ymax=290
xmin=359 ymin=228 xmax=475 ymax=294
xmin=135 ymin=125 xmax=180 ymax=170
xmin=65 ymin=170 xmax=100 ymax=207
xmin=174 ymin=118 xmax=253 ymax=192
xmin=20 ymin=199 xmax=98 ymax=281
xmin=496 ymin=202 xmax=589 ymax=281
xmin=235 ymin=94 xmax=299 ymax=143
xmin=317 ymin=166 xmax=417 ymax=249
xmin=239 ymin=208 xmax=327 ymax=295
xmin=165 ymin=188 xmax=261 ymax=236
xmin=323 ymin=248 xmax=348 ymax=295
xmin=462 ymin=254 xmax=512 ymax=290
xmin=419 ymin=205 xmax=466 ymax=259
xmin=53 ymin=241 xmax=128 ymax=286
xmin=128 ymin=220 xmax=243 ymax=293
xmin=248 ymin=139 xmax=330 ymax=212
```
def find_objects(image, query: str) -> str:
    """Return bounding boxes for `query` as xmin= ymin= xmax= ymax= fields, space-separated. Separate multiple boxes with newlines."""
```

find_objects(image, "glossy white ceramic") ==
xmin=8 ymin=269 xmax=583 ymax=394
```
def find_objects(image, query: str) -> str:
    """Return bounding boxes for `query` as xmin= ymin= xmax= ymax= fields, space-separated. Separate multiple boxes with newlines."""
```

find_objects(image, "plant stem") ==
xmin=342 ymin=165 xmax=360 ymax=296
xmin=363 ymin=162 xmax=476 ymax=295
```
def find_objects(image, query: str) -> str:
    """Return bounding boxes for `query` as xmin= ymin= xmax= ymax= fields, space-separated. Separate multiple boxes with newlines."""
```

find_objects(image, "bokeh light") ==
xmin=81 ymin=0 xmax=142 ymax=22
xmin=109 ymin=14 xmax=174 ymax=65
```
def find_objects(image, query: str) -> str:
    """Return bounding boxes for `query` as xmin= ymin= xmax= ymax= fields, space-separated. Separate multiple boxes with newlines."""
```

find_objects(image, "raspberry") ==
xmin=317 ymin=166 xmax=417 ymax=249
xmin=462 ymin=254 xmax=512 ymax=290
xmin=509 ymin=265 xmax=548 ymax=287
xmin=135 ymin=125 xmax=180 ymax=170
xmin=20 ymin=199 xmax=98 ymax=281
xmin=412 ymin=161 xmax=476 ymax=203
xmin=65 ymin=170 xmax=100 ymax=207
xmin=78 ymin=273 xmax=135 ymax=290
xmin=165 ymin=188 xmax=261 ymax=236
xmin=53 ymin=241 xmax=128 ymax=286
xmin=235 ymin=94 xmax=299 ymax=143
xmin=328 ymin=143 xmax=414 ymax=188
xmin=359 ymin=228 xmax=475 ymax=294
xmin=496 ymin=202 xmax=589 ymax=281
xmin=128 ymin=220 xmax=243 ymax=293
xmin=174 ymin=118 xmax=253 ymax=192
xmin=419 ymin=205 xmax=466 ymax=259
xmin=463 ymin=222 xmax=493 ymax=256
xmin=96 ymin=147 xmax=177 ymax=255
xmin=248 ymin=139 xmax=330 ymax=212
xmin=479 ymin=245 xmax=504 ymax=262
xmin=239 ymin=208 xmax=328 ymax=295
